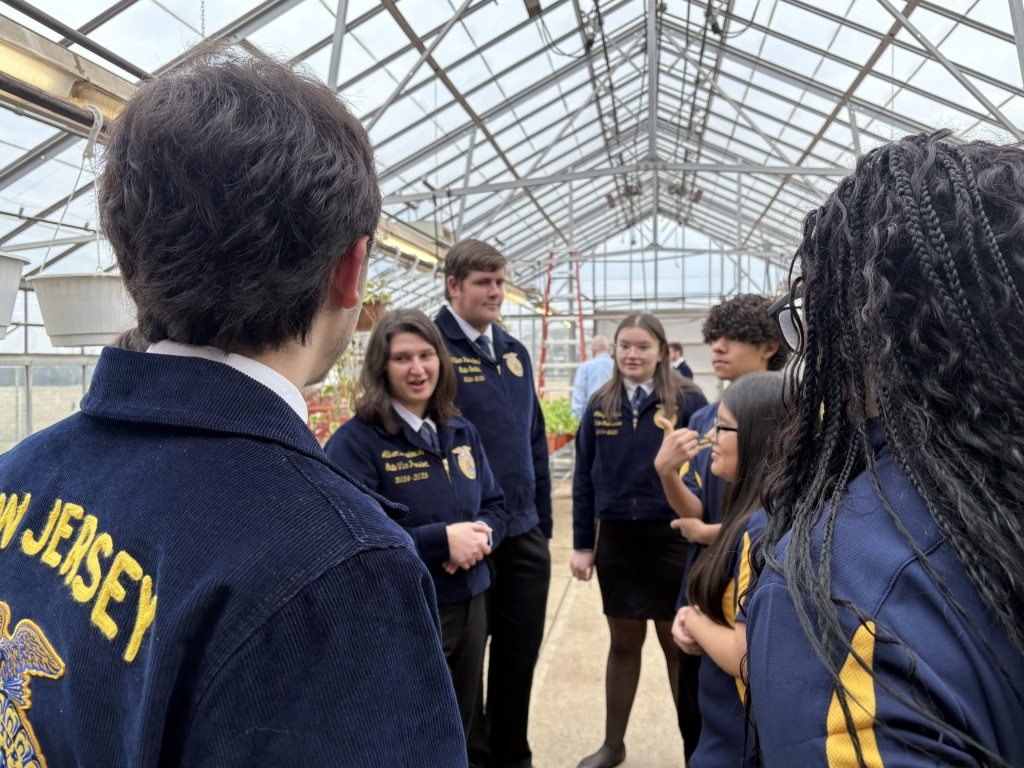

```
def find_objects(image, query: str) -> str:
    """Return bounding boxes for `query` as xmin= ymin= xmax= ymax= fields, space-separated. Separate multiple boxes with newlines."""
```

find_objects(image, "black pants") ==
xmin=439 ymin=593 xmax=488 ymax=737
xmin=468 ymin=525 xmax=551 ymax=768
xmin=677 ymin=650 xmax=703 ymax=763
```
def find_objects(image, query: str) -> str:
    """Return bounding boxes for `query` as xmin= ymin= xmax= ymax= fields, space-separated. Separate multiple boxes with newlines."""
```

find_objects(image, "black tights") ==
xmin=586 ymin=617 xmax=679 ymax=764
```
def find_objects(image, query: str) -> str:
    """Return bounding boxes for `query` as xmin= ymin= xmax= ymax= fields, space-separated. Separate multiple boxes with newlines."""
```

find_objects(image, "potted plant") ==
xmin=306 ymin=348 xmax=361 ymax=445
xmin=540 ymin=397 xmax=579 ymax=454
xmin=357 ymin=279 xmax=392 ymax=331
xmin=0 ymin=252 xmax=28 ymax=340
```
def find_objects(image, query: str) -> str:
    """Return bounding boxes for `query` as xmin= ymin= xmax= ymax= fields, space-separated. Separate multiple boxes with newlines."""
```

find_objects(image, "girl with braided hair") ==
xmin=746 ymin=130 xmax=1024 ymax=766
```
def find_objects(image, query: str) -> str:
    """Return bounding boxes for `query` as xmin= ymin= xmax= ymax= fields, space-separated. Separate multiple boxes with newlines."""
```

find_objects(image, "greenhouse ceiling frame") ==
xmin=0 ymin=0 xmax=1021 ymax=320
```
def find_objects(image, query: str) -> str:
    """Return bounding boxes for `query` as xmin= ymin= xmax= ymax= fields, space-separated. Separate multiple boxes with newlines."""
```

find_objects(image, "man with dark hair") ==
xmin=667 ymin=341 xmax=694 ymax=379
xmin=0 ymin=45 xmax=465 ymax=766
xmin=662 ymin=293 xmax=787 ymax=763
xmin=435 ymin=239 xmax=551 ymax=768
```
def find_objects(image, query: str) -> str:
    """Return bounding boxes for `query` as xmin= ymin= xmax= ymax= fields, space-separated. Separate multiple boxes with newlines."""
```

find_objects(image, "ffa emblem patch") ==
xmin=503 ymin=352 xmax=524 ymax=377
xmin=653 ymin=406 xmax=677 ymax=429
xmin=452 ymin=446 xmax=477 ymax=479
xmin=0 ymin=601 xmax=64 ymax=768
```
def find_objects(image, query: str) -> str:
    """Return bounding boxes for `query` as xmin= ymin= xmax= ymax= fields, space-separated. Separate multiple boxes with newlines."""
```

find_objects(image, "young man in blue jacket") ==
xmin=0 ymin=44 xmax=465 ymax=767
xmin=435 ymin=240 xmax=552 ymax=768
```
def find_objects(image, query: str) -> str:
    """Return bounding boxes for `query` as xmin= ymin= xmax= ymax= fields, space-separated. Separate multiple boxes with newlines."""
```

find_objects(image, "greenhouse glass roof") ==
xmin=0 ymin=0 xmax=1022 ymax=345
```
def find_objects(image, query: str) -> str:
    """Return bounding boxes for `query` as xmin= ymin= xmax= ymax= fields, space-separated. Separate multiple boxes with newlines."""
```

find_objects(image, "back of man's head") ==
xmin=591 ymin=335 xmax=610 ymax=354
xmin=99 ymin=43 xmax=380 ymax=354
xmin=443 ymin=239 xmax=506 ymax=301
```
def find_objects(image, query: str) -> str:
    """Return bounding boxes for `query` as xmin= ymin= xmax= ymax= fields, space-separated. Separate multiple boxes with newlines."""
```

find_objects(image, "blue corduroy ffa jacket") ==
xmin=0 ymin=348 xmax=466 ymax=768
xmin=325 ymin=413 xmax=507 ymax=606
xmin=573 ymin=384 xmax=708 ymax=550
xmin=435 ymin=307 xmax=552 ymax=538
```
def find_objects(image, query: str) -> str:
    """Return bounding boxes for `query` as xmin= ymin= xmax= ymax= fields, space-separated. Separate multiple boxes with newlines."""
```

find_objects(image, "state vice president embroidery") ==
xmin=0 ymin=601 xmax=64 ymax=768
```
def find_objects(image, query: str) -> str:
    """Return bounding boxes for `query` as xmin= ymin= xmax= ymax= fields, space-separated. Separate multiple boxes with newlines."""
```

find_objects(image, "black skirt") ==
xmin=595 ymin=519 xmax=689 ymax=621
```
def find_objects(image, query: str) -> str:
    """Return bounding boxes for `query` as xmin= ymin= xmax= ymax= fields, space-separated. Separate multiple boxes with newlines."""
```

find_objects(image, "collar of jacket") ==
xmin=371 ymin=410 xmax=472 ymax=455
xmin=82 ymin=347 xmax=408 ymax=519
xmin=435 ymin=306 xmax=512 ymax=361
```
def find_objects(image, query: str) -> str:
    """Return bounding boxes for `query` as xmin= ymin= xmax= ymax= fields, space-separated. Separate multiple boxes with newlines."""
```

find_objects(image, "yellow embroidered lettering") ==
xmin=60 ymin=513 xmax=98 ymax=585
xmin=91 ymin=550 xmax=142 ymax=640
xmin=0 ymin=493 xmax=30 ymax=549
xmin=124 ymin=574 xmax=157 ymax=663
xmin=71 ymin=532 xmax=113 ymax=603
xmin=40 ymin=503 xmax=83 ymax=568
xmin=21 ymin=499 xmax=61 ymax=556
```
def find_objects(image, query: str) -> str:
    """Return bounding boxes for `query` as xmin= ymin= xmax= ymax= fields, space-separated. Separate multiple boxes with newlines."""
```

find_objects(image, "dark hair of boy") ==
xmin=443 ymin=239 xmax=507 ymax=301
xmin=686 ymin=372 xmax=785 ymax=622
xmin=702 ymin=294 xmax=789 ymax=371
xmin=355 ymin=309 xmax=460 ymax=433
xmin=668 ymin=341 xmax=684 ymax=355
xmin=98 ymin=43 xmax=381 ymax=354
xmin=594 ymin=313 xmax=700 ymax=423
xmin=109 ymin=327 xmax=150 ymax=353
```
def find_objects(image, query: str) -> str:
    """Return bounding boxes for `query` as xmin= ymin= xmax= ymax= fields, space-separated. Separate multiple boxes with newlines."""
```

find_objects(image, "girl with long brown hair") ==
xmin=664 ymin=371 xmax=785 ymax=768
xmin=325 ymin=308 xmax=508 ymax=737
xmin=570 ymin=312 xmax=708 ymax=768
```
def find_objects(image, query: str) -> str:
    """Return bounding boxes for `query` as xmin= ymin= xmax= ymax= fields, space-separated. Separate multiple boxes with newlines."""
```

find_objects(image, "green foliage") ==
xmin=541 ymin=397 xmax=579 ymax=436
xmin=363 ymin=279 xmax=392 ymax=306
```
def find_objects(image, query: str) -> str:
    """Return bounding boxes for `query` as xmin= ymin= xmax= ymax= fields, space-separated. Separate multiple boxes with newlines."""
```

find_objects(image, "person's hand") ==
xmin=444 ymin=522 xmax=492 ymax=574
xmin=671 ymin=516 xmax=702 ymax=541
xmin=570 ymin=550 xmax=596 ymax=581
xmin=672 ymin=606 xmax=703 ymax=655
xmin=654 ymin=419 xmax=700 ymax=476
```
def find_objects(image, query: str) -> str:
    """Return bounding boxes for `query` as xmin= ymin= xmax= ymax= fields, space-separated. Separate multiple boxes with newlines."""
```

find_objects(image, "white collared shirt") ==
xmin=446 ymin=306 xmax=494 ymax=348
xmin=392 ymin=400 xmax=437 ymax=435
xmin=148 ymin=340 xmax=308 ymax=421
xmin=623 ymin=378 xmax=654 ymax=403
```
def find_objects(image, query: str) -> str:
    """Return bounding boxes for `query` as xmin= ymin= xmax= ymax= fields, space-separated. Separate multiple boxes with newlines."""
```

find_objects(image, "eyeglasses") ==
xmin=616 ymin=342 xmax=655 ymax=356
xmin=769 ymin=278 xmax=804 ymax=354
xmin=712 ymin=418 xmax=738 ymax=440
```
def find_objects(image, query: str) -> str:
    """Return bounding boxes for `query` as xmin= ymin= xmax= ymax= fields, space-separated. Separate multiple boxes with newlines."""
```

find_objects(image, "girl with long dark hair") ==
xmin=746 ymin=131 xmax=1024 ymax=765
xmin=570 ymin=313 xmax=708 ymax=768
xmin=325 ymin=308 xmax=508 ymax=736
xmin=662 ymin=372 xmax=785 ymax=768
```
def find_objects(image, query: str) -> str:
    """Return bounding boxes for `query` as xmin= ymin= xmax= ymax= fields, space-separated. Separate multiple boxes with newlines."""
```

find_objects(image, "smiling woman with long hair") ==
xmin=570 ymin=312 xmax=707 ymax=768
xmin=325 ymin=308 xmax=508 ymax=737
xmin=745 ymin=131 xmax=1024 ymax=765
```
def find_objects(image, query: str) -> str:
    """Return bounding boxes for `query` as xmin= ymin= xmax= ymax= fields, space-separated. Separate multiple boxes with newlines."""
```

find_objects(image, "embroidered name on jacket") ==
xmin=0 ymin=600 xmax=64 ymax=768
xmin=0 ymin=493 xmax=158 ymax=664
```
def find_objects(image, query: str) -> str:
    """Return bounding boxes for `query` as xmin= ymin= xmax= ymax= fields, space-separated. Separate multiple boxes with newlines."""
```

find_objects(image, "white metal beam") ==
xmin=326 ymin=0 xmax=349 ymax=90
xmin=646 ymin=0 xmax=658 ymax=159
xmin=1010 ymin=0 xmax=1024 ymax=89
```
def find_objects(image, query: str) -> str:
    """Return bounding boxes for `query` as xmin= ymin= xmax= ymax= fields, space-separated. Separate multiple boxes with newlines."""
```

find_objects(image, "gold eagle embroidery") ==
xmin=0 ymin=601 xmax=64 ymax=768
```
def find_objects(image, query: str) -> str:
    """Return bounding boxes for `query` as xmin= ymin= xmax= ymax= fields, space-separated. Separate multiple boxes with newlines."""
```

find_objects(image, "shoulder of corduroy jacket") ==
xmin=0 ymin=348 xmax=467 ymax=767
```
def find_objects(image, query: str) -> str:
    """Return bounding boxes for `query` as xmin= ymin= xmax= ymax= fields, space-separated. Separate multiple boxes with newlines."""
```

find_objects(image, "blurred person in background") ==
xmin=666 ymin=371 xmax=785 ymax=768
xmin=0 ymin=43 xmax=466 ymax=767
xmin=326 ymin=308 xmax=508 ymax=740
xmin=748 ymin=131 xmax=1024 ymax=766
xmin=571 ymin=335 xmax=614 ymax=418
xmin=658 ymin=294 xmax=787 ymax=763
xmin=435 ymin=240 xmax=551 ymax=768
xmin=570 ymin=313 xmax=707 ymax=768
xmin=668 ymin=342 xmax=693 ymax=380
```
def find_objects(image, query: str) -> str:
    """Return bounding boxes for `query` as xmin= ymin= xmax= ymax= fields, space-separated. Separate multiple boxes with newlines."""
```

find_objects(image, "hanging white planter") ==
xmin=0 ymin=252 xmax=28 ymax=341
xmin=27 ymin=272 xmax=135 ymax=347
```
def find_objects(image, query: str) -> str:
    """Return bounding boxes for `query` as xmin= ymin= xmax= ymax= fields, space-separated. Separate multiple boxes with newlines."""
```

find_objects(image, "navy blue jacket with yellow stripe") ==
xmin=434 ymin=307 xmax=552 ymax=538
xmin=324 ymin=413 xmax=507 ymax=606
xmin=747 ymin=420 xmax=1024 ymax=766
xmin=0 ymin=348 xmax=466 ymax=767
xmin=573 ymin=383 xmax=708 ymax=550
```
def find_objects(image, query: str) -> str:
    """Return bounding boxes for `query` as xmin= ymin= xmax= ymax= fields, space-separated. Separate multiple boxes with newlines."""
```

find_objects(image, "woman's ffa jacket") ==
xmin=0 ymin=348 xmax=467 ymax=767
xmin=573 ymin=384 xmax=708 ymax=550
xmin=746 ymin=420 xmax=1024 ymax=766
xmin=689 ymin=510 xmax=765 ymax=768
xmin=435 ymin=307 xmax=552 ymax=539
xmin=677 ymin=401 xmax=726 ymax=608
xmin=325 ymin=414 xmax=507 ymax=606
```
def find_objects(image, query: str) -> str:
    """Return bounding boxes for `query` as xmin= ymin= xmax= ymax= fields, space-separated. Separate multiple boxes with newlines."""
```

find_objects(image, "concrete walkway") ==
xmin=527 ymin=483 xmax=684 ymax=768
